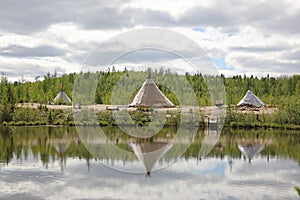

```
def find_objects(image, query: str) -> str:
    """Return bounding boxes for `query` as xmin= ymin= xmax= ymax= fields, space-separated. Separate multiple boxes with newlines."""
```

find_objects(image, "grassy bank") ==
xmin=1 ymin=104 xmax=300 ymax=130
xmin=1 ymin=106 xmax=204 ymax=127
xmin=226 ymin=105 xmax=300 ymax=130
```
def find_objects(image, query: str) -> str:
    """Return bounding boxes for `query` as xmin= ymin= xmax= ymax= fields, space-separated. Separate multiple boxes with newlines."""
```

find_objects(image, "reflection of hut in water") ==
xmin=54 ymin=138 xmax=70 ymax=171
xmin=199 ymin=124 xmax=221 ymax=159
xmin=55 ymin=142 xmax=70 ymax=154
xmin=129 ymin=74 xmax=175 ymax=108
xmin=238 ymin=142 xmax=264 ymax=163
xmin=130 ymin=141 xmax=173 ymax=176
xmin=214 ymin=142 xmax=223 ymax=152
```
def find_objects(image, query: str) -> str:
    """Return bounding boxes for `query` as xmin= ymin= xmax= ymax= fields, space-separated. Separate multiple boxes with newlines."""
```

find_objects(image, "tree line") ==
xmin=0 ymin=70 xmax=299 ymax=124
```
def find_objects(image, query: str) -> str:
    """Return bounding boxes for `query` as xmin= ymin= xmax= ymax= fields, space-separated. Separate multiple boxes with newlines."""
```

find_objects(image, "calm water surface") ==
xmin=0 ymin=126 xmax=299 ymax=200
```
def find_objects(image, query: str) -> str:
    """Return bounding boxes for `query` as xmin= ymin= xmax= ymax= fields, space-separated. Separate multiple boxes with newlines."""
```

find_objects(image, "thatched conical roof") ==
xmin=54 ymin=84 xmax=71 ymax=103
xmin=129 ymin=77 xmax=175 ymax=108
xmin=237 ymin=90 xmax=265 ymax=107
xmin=54 ymin=91 xmax=71 ymax=103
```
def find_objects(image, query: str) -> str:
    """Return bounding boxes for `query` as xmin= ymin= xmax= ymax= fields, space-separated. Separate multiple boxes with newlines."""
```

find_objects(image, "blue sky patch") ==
xmin=212 ymin=58 xmax=234 ymax=71
xmin=193 ymin=27 xmax=206 ymax=32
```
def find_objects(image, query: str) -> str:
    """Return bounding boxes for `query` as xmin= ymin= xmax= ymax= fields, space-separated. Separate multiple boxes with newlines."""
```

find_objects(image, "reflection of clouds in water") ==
xmin=0 ymin=169 xmax=65 ymax=199
xmin=185 ymin=158 xmax=227 ymax=177
xmin=0 ymin=193 xmax=44 ymax=200
xmin=1 ymin=156 xmax=299 ymax=199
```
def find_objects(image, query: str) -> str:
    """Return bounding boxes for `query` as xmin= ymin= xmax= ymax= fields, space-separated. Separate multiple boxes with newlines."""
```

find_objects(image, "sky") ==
xmin=0 ymin=0 xmax=300 ymax=81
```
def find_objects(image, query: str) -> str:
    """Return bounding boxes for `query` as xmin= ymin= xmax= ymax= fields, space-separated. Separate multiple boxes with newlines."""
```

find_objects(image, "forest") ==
xmin=0 ymin=69 xmax=299 ymax=126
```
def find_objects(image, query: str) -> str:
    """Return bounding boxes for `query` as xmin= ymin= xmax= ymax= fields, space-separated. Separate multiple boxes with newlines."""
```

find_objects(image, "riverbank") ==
xmin=2 ymin=103 xmax=300 ymax=130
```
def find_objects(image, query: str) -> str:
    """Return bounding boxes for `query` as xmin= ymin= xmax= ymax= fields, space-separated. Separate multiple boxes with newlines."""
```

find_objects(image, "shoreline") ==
xmin=2 ymin=124 xmax=300 ymax=131
xmin=1 ymin=103 xmax=299 ymax=130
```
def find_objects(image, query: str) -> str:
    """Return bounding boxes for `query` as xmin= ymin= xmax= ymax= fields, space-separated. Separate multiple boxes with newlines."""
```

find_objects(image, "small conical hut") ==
xmin=237 ymin=90 xmax=265 ymax=107
xmin=54 ymin=84 xmax=71 ymax=104
xmin=129 ymin=75 xmax=175 ymax=108
xmin=130 ymin=142 xmax=173 ymax=176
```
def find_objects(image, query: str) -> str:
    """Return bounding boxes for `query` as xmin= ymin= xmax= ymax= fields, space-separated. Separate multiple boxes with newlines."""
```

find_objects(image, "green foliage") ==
xmin=1 ymin=71 xmax=300 ymax=108
xmin=0 ymin=75 xmax=16 ymax=122
xmin=295 ymin=186 xmax=300 ymax=196
xmin=0 ymin=70 xmax=300 ymax=127
xmin=274 ymin=96 xmax=300 ymax=125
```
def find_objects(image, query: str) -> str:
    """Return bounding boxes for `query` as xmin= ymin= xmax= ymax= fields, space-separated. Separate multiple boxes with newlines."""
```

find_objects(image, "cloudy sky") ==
xmin=0 ymin=0 xmax=300 ymax=81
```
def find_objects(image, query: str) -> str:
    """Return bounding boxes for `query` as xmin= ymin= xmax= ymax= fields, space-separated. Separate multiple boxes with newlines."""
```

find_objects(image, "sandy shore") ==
xmin=17 ymin=103 xmax=277 ymax=116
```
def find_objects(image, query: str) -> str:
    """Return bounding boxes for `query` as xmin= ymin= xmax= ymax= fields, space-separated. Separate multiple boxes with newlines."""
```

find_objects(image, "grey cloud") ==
xmin=82 ymin=29 xmax=207 ymax=67
xmin=230 ymin=46 xmax=287 ymax=53
xmin=0 ymin=0 xmax=130 ymax=33
xmin=231 ymin=54 xmax=300 ymax=74
xmin=112 ymin=49 xmax=181 ymax=64
xmin=0 ymin=0 xmax=299 ymax=80
xmin=179 ymin=5 xmax=235 ymax=28
xmin=263 ymin=9 xmax=300 ymax=34
xmin=178 ymin=0 xmax=298 ymax=35
xmin=225 ymin=1 xmax=300 ymax=34
xmin=241 ymin=1 xmax=285 ymax=23
xmin=0 ymin=0 xmax=299 ymax=36
xmin=0 ymin=45 xmax=65 ymax=57
xmin=76 ymin=6 xmax=132 ymax=30
xmin=123 ymin=8 xmax=175 ymax=27
xmin=0 ymin=63 xmax=66 ymax=81
xmin=0 ymin=0 xmax=72 ymax=34
xmin=71 ymin=6 xmax=175 ymax=30
xmin=87 ymin=47 xmax=199 ymax=66
xmin=0 ymin=0 xmax=175 ymax=33
xmin=284 ymin=50 xmax=300 ymax=61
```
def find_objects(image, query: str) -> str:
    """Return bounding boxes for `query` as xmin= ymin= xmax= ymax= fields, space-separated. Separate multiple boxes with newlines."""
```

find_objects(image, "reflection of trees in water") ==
xmin=203 ymin=129 xmax=300 ymax=165
xmin=0 ymin=126 xmax=92 ymax=170
xmin=0 ymin=127 xmax=14 ymax=165
xmin=0 ymin=126 xmax=300 ymax=171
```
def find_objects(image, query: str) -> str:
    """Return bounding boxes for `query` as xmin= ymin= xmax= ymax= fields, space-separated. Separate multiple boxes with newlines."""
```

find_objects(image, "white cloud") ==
xmin=0 ymin=55 xmax=81 ymax=82
xmin=0 ymin=0 xmax=300 ymax=81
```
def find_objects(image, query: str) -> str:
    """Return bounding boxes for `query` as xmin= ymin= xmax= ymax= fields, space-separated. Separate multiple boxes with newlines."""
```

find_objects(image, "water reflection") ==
xmin=0 ymin=126 xmax=300 ymax=170
xmin=0 ymin=126 xmax=300 ymax=199
xmin=199 ymin=123 xmax=221 ymax=159
xmin=0 ymin=126 xmax=92 ymax=170
xmin=130 ymin=141 xmax=173 ymax=176
xmin=54 ymin=136 xmax=70 ymax=171
xmin=238 ymin=142 xmax=264 ymax=164
xmin=76 ymin=126 xmax=196 ymax=174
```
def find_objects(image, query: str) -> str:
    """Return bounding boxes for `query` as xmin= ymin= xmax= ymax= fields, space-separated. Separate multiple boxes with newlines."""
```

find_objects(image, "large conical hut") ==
xmin=130 ymin=142 xmax=173 ymax=176
xmin=129 ymin=75 xmax=175 ymax=108
xmin=237 ymin=90 xmax=265 ymax=107
xmin=54 ymin=84 xmax=72 ymax=104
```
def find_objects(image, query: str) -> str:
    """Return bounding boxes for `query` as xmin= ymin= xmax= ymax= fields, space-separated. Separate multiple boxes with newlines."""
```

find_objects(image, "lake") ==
xmin=0 ymin=126 xmax=299 ymax=199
